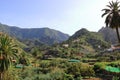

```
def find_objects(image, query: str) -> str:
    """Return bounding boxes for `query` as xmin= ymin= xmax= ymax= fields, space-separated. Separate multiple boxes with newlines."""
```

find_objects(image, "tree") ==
xmin=81 ymin=66 xmax=95 ymax=78
xmin=102 ymin=0 xmax=120 ymax=43
xmin=0 ymin=33 xmax=19 ymax=80
xmin=66 ymin=63 xmax=81 ymax=78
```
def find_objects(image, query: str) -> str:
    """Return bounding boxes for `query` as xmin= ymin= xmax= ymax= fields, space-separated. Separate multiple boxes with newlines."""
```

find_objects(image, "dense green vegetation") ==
xmin=0 ymin=33 xmax=21 ymax=80
xmin=0 ymin=25 xmax=119 ymax=80
xmin=10 ymin=27 xmax=119 ymax=80
xmin=1 ymin=1 xmax=120 ymax=80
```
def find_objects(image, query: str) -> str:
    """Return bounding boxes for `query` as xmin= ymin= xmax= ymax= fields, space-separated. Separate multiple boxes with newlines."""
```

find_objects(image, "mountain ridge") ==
xmin=0 ymin=23 xmax=69 ymax=45
xmin=69 ymin=28 xmax=110 ymax=50
xmin=98 ymin=27 xmax=118 ymax=44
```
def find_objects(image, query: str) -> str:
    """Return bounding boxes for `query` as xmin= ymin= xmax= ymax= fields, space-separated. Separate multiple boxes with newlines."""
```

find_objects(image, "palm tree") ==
xmin=0 ymin=33 xmax=19 ymax=80
xmin=102 ymin=0 xmax=120 ymax=43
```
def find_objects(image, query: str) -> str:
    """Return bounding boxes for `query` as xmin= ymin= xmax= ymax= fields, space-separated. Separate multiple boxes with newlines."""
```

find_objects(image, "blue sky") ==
xmin=0 ymin=0 xmax=112 ymax=35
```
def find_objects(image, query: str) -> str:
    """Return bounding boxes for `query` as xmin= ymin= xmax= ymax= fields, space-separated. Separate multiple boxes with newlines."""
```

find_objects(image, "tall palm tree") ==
xmin=102 ymin=0 xmax=120 ymax=43
xmin=0 ymin=33 xmax=19 ymax=80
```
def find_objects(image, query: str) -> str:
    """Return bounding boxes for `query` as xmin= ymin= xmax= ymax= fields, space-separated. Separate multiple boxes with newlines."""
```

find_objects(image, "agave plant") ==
xmin=0 ymin=33 xmax=19 ymax=80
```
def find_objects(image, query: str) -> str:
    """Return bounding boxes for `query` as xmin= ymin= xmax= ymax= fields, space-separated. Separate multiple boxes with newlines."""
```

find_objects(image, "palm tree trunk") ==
xmin=0 ymin=73 xmax=3 ymax=80
xmin=116 ymin=27 xmax=120 ymax=43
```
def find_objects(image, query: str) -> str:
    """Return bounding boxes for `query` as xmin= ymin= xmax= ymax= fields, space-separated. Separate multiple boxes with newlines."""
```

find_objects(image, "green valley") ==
xmin=1 ymin=0 xmax=120 ymax=80
xmin=0 ymin=24 xmax=119 ymax=80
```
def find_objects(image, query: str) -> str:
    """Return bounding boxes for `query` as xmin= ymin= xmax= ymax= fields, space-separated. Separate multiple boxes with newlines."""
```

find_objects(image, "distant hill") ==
xmin=67 ymin=28 xmax=110 ymax=52
xmin=0 ymin=23 xmax=69 ymax=45
xmin=48 ymin=28 xmax=110 ymax=58
xmin=55 ymin=28 xmax=110 ymax=54
xmin=98 ymin=27 xmax=118 ymax=44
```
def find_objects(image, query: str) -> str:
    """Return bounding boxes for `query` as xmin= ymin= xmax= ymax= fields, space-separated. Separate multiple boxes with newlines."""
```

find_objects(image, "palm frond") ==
xmin=102 ymin=12 xmax=108 ymax=17
xmin=118 ymin=5 xmax=120 ymax=8
xmin=0 ymin=33 xmax=21 ymax=73
xmin=112 ymin=1 xmax=114 ymax=6
xmin=102 ymin=9 xmax=111 ymax=11
xmin=109 ymin=1 xmax=113 ymax=7
xmin=105 ymin=15 xmax=111 ymax=27
xmin=106 ymin=5 xmax=112 ymax=9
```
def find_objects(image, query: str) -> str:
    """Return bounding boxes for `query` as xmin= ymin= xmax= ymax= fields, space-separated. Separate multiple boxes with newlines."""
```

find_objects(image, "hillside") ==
xmin=0 ymin=23 xmax=69 ymax=45
xmin=67 ymin=28 xmax=110 ymax=52
xmin=48 ymin=28 xmax=110 ymax=59
xmin=98 ymin=27 xmax=118 ymax=44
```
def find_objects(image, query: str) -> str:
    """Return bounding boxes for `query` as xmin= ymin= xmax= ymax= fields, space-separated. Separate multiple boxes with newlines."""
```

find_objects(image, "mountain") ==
xmin=0 ymin=23 xmax=69 ymax=45
xmin=67 ymin=28 xmax=110 ymax=52
xmin=48 ymin=28 xmax=110 ymax=59
xmin=98 ymin=27 xmax=118 ymax=44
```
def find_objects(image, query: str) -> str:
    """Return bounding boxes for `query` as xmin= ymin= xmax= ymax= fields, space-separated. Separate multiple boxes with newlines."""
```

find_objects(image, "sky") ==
xmin=0 ymin=0 xmax=114 ymax=35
